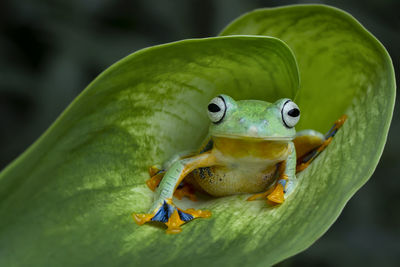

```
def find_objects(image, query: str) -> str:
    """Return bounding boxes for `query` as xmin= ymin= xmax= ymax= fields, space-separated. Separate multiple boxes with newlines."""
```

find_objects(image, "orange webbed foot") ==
xmin=132 ymin=200 xmax=211 ymax=234
xmin=247 ymin=181 xmax=286 ymax=205
xmin=146 ymin=172 xmax=164 ymax=191
xmin=267 ymin=183 xmax=285 ymax=204
xmin=174 ymin=183 xmax=197 ymax=201
xmin=146 ymin=165 xmax=165 ymax=191
xmin=247 ymin=186 xmax=274 ymax=201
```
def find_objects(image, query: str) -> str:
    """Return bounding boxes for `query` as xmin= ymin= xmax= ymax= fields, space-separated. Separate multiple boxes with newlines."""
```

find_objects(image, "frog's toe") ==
xmin=132 ymin=213 xmax=154 ymax=225
xmin=132 ymin=200 xmax=211 ymax=234
xmin=165 ymin=208 xmax=211 ymax=234
xmin=148 ymin=165 xmax=162 ymax=176
xmin=267 ymin=183 xmax=285 ymax=204
xmin=174 ymin=183 xmax=197 ymax=201
xmin=146 ymin=171 xmax=165 ymax=191
xmin=247 ymin=186 xmax=275 ymax=201
xmin=247 ymin=182 xmax=286 ymax=204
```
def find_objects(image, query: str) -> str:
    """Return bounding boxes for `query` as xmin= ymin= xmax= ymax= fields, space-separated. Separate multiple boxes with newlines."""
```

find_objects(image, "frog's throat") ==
xmin=211 ymin=133 xmax=294 ymax=142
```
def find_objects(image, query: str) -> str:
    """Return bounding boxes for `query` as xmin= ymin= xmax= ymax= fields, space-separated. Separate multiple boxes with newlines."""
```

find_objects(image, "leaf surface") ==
xmin=0 ymin=36 xmax=301 ymax=266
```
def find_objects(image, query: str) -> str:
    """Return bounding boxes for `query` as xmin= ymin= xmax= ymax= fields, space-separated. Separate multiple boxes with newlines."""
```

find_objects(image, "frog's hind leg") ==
xmin=133 ymin=199 xmax=211 ymax=234
xmin=146 ymin=166 xmax=197 ymax=201
xmin=296 ymin=115 xmax=347 ymax=172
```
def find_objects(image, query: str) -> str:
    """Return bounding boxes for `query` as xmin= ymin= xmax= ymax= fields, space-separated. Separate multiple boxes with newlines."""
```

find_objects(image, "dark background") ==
xmin=0 ymin=0 xmax=399 ymax=266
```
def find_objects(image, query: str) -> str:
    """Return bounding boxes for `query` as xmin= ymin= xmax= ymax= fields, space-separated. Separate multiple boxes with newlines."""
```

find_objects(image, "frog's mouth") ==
xmin=211 ymin=133 xmax=294 ymax=142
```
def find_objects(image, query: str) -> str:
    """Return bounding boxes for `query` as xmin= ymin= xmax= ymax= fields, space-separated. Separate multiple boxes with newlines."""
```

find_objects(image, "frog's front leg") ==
xmin=132 ymin=151 xmax=216 ymax=234
xmin=248 ymin=142 xmax=297 ymax=204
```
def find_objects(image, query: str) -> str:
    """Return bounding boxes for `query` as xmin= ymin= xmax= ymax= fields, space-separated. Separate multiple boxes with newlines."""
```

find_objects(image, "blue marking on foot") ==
xmin=278 ymin=179 xmax=287 ymax=188
xmin=325 ymin=129 xmax=338 ymax=139
xmin=151 ymin=201 xmax=174 ymax=223
xmin=177 ymin=210 xmax=194 ymax=222
xmin=325 ymin=123 xmax=340 ymax=139
xmin=155 ymin=169 xmax=165 ymax=175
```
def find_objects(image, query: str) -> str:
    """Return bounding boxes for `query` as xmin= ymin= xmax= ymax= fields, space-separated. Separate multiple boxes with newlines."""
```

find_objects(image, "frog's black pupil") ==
xmin=288 ymin=108 xmax=300 ymax=117
xmin=208 ymin=103 xmax=221 ymax=113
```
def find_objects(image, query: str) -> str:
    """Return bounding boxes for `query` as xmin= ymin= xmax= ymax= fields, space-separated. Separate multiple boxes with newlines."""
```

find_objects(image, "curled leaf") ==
xmin=0 ymin=5 xmax=395 ymax=266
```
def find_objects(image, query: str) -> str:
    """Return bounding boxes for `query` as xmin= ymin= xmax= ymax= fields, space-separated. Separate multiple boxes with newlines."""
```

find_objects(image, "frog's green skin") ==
xmin=133 ymin=95 xmax=340 ymax=234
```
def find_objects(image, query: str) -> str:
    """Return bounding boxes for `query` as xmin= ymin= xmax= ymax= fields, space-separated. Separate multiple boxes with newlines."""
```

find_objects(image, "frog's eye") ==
xmin=281 ymin=100 xmax=300 ymax=128
xmin=207 ymin=96 xmax=226 ymax=124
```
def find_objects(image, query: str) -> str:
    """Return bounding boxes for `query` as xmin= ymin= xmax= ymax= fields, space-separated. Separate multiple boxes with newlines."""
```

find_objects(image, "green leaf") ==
xmin=220 ymin=3 xmax=395 ymax=265
xmin=0 ymin=36 xmax=300 ymax=266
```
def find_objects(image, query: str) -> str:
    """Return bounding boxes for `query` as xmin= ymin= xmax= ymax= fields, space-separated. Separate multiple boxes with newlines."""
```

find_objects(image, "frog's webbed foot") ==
xmin=247 ymin=179 xmax=287 ymax=205
xmin=146 ymin=166 xmax=197 ymax=201
xmin=174 ymin=183 xmax=197 ymax=201
xmin=132 ymin=200 xmax=211 ymax=234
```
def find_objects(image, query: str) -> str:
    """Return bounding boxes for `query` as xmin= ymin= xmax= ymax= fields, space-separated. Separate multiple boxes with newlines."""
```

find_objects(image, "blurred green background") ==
xmin=0 ymin=0 xmax=398 ymax=266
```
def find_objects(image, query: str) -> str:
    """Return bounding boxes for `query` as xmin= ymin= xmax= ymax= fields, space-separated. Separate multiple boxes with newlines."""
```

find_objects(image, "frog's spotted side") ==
xmin=133 ymin=95 xmax=347 ymax=234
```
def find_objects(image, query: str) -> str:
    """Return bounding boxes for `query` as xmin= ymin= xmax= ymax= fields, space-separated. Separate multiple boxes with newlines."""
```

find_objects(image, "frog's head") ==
xmin=207 ymin=94 xmax=300 ymax=141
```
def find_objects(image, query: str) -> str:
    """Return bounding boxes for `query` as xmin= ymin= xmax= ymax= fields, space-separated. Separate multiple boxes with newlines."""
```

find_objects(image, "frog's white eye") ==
xmin=207 ymin=96 xmax=226 ymax=124
xmin=281 ymin=100 xmax=300 ymax=128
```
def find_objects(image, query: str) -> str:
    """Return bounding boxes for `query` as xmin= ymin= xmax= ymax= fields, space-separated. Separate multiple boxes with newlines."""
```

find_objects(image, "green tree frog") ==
xmin=133 ymin=95 xmax=346 ymax=234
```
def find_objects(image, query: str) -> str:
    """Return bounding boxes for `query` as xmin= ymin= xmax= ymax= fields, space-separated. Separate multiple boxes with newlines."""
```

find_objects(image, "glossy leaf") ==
xmin=0 ymin=36 xmax=300 ymax=266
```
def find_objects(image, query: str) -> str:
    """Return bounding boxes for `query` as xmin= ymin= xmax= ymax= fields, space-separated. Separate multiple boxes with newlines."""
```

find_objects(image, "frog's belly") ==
xmin=190 ymin=164 xmax=278 ymax=197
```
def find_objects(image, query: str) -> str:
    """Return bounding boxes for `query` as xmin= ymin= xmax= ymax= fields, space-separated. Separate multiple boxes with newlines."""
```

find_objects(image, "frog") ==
xmin=132 ymin=94 xmax=347 ymax=234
